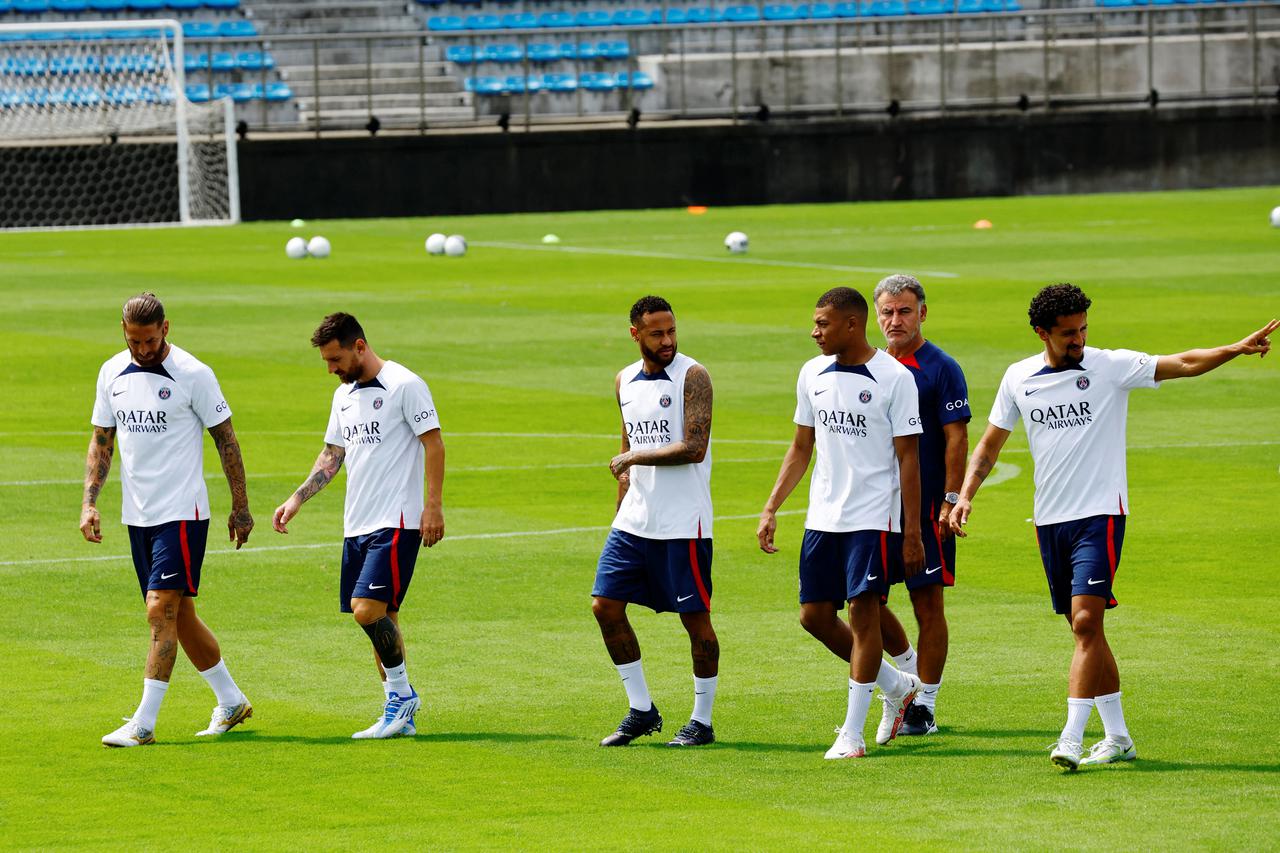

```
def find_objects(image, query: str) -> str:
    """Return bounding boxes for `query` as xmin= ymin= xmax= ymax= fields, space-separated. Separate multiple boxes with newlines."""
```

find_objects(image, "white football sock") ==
xmin=133 ymin=678 xmax=168 ymax=731
xmin=1094 ymin=691 xmax=1130 ymax=741
xmin=197 ymin=659 xmax=246 ymax=706
xmin=691 ymin=675 xmax=717 ymax=726
xmin=381 ymin=680 xmax=392 ymax=697
xmin=1062 ymin=697 xmax=1095 ymax=744
xmin=875 ymin=659 xmax=907 ymax=696
xmin=615 ymin=659 xmax=652 ymax=711
xmin=917 ymin=680 xmax=941 ymax=711
xmin=843 ymin=679 xmax=876 ymax=738
xmin=383 ymin=662 xmax=411 ymax=698
xmin=891 ymin=645 xmax=919 ymax=677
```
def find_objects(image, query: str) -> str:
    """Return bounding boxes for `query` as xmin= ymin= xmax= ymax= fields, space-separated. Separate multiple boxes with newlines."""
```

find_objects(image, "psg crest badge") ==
xmin=659 ymin=394 xmax=672 ymax=408
xmin=1076 ymin=377 xmax=1090 ymax=391
xmin=158 ymin=387 xmax=171 ymax=400
xmin=859 ymin=390 xmax=872 ymax=403
xmin=373 ymin=397 xmax=384 ymax=409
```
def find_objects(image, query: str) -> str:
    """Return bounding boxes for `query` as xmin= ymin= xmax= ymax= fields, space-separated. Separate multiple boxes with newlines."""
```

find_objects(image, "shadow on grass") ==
xmin=175 ymin=730 xmax=576 ymax=746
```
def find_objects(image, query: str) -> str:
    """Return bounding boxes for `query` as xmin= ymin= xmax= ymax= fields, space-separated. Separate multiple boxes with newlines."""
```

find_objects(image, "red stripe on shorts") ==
xmin=179 ymin=520 xmax=195 ymax=593
xmin=688 ymin=539 xmax=711 ymax=611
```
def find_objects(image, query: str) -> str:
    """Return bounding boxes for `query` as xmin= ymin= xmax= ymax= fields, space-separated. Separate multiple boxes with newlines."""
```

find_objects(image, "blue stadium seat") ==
xmin=0 ymin=90 xmax=22 ymax=109
xmin=427 ymin=16 xmax=465 ymax=31
xmin=722 ymin=5 xmax=761 ymax=21
xmin=228 ymin=82 xmax=253 ymax=101
xmin=764 ymin=4 xmax=801 ymax=19
xmin=51 ymin=0 xmax=89 ymax=11
xmin=13 ymin=0 xmax=51 ymax=12
xmin=166 ymin=0 xmax=201 ymax=8
xmin=598 ymin=40 xmax=629 ymax=59
xmin=501 ymin=12 xmax=538 ymax=28
xmin=523 ymin=73 xmax=546 ymax=92
xmin=578 ymin=71 xmax=615 ymax=91
xmin=527 ymin=42 xmax=560 ymax=62
xmin=537 ymin=11 xmax=574 ymax=27
xmin=482 ymin=42 xmax=523 ymax=62
xmin=88 ymin=0 xmax=126 ymax=10
xmin=264 ymin=81 xmax=291 ymax=101
xmin=217 ymin=20 xmax=257 ymax=38
xmin=5 ymin=57 xmax=46 ymax=75
xmin=663 ymin=7 xmax=688 ymax=23
xmin=557 ymin=41 xmax=577 ymax=60
xmin=543 ymin=71 xmax=575 ymax=92
xmin=957 ymin=0 xmax=982 ymax=12
xmin=184 ymin=52 xmax=209 ymax=71
xmin=105 ymin=85 xmax=141 ymax=105
xmin=48 ymin=55 xmax=89 ymax=74
xmin=182 ymin=21 xmax=219 ymax=38
xmin=880 ymin=0 xmax=908 ymax=14
xmin=128 ymin=0 xmax=167 ymax=10
xmin=464 ymin=14 xmax=502 ymax=30
xmin=203 ymin=0 xmax=240 ymax=9
xmin=0 ymin=1 xmax=12 ymax=12
xmin=57 ymin=85 xmax=102 ymax=106
xmin=833 ymin=1 xmax=860 ymax=13
xmin=210 ymin=51 xmax=235 ymax=71
xmin=502 ymin=74 xmax=528 ymax=93
xmin=801 ymin=4 xmax=838 ymax=19
xmin=616 ymin=70 xmax=653 ymax=90
xmin=574 ymin=10 xmax=611 ymax=27
xmin=445 ymin=44 xmax=474 ymax=63
xmin=575 ymin=41 xmax=600 ymax=60
xmin=908 ymin=0 xmax=944 ymax=13
xmin=185 ymin=82 xmax=210 ymax=102
xmin=463 ymin=75 xmax=506 ymax=94
xmin=611 ymin=8 xmax=652 ymax=26
xmin=236 ymin=50 xmax=274 ymax=71
xmin=684 ymin=6 xmax=724 ymax=23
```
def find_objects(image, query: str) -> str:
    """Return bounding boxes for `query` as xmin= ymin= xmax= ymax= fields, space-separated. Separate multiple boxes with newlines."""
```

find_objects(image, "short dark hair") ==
xmin=1028 ymin=283 xmax=1091 ymax=330
xmin=311 ymin=312 xmax=366 ymax=348
xmin=122 ymin=292 xmax=164 ymax=326
xmin=815 ymin=286 xmax=868 ymax=317
xmin=629 ymin=295 xmax=674 ymax=328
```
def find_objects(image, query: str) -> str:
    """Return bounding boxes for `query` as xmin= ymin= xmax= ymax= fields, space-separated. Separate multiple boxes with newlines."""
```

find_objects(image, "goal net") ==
xmin=0 ymin=19 xmax=239 ymax=230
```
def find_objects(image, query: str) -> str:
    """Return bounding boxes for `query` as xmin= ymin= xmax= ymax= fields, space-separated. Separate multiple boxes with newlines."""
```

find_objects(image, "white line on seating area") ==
xmin=471 ymin=240 xmax=961 ymax=279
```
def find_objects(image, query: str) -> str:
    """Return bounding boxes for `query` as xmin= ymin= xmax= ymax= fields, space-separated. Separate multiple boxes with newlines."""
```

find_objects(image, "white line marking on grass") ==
xmin=984 ymin=462 xmax=1021 ymax=487
xmin=471 ymin=241 xmax=960 ymax=279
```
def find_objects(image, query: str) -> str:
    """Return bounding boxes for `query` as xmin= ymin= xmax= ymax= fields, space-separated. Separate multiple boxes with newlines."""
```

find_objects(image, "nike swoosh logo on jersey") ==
xmin=1087 ymin=578 xmax=1105 ymax=585
xmin=160 ymin=572 xmax=178 ymax=580
xmin=369 ymin=584 xmax=386 ymax=589
xmin=1024 ymin=389 xmax=1039 ymax=396
xmin=814 ymin=389 xmax=828 ymax=396
xmin=621 ymin=399 xmax=634 ymax=407
xmin=341 ymin=405 xmax=352 ymax=411
xmin=925 ymin=566 xmax=941 ymax=575
xmin=113 ymin=390 xmax=126 ymax=397
xmin=677 ymin=594 xmax=694 ymax=602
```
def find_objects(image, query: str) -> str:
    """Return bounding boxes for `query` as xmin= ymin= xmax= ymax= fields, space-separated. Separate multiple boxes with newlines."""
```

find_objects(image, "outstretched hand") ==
xmin=1239 ymin=319 xmax=1279 ymax=357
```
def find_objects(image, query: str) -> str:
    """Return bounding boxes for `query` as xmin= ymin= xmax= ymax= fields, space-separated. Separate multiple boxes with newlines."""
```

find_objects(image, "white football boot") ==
xmin=102 ymin=719 xmax=155 ymax=748
xmin=824 ymin=727 xmax=867 ymax=760
xmin=196 ymin=701 xmax=253 ymax=736
xmin=1080 ymin=737 xmax=1136 ymax=766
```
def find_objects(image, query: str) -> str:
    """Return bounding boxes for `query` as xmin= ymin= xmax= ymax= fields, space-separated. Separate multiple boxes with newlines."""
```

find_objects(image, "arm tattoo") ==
xmin=681 ymin=366 xmax=713 ymax=462
xmin=82 ymin=426 xmax=115 ymax=506
xmin=208 ymin=419 xmax=249 ymax=510
xmin=294 ymin=444 xmax=345 ymax=504
xmin=971 ymin=453 xmax=994 ymax=484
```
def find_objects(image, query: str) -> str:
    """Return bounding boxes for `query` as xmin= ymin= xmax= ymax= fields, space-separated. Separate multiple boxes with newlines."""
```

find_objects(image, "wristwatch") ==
xmin=944 ymin=492 xmax=960 ymax=505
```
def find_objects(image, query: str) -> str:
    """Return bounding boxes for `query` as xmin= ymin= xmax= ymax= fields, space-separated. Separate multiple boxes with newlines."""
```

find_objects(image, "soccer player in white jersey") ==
xmin=757 ymin=286 xmax=926 ymax=760
xmin=81 ymin=293 xmax=254 ymax=748
xmin=949 ymin=283 xmax=1277 ymax=771
xmin=592 ymin=296 xmax=719 ymax=747
xmin=272 ymin=313 xmax=445 ymax=739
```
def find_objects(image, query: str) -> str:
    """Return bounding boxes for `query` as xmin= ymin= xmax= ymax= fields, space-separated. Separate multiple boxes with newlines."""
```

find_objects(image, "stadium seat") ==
xmin=802 ymin=3 xmax=838 ymax=19
xmin=203 ymin=0 xmax=240 ymax=9
xmin=482 ymin=43 xmax=523 ymax=62
xmin=128 ymin=0 xmax=166 ymax=10
xmin=616 ymin=70 xmax=654 ymax=90
xmin=13 ymin=0 xmax=51 ymax=12
xmin=184 ymin=52 xmax=209 ymax=71
xmin=51 ymin=0 xmax=89 ymax=11
xmin=684 ymin=7 xmax=724 ymax=23
xmin=236 ymin=50 xmax=274 ymax=71
xmin=543 ymin=71 xmax=575 ymax=92
xmin=722 ymin=5 xmax=761 ymax=21
xmin=527 ymin=42 xmax=560 ymax=62
xmin=501 ymin=12 xmax=539 ymax=28
xmin=182 ymin=21 xmax=219 ymax=38
xmin=464 ymin=75 xmax=507 ymax=94
xmin=88 ymin=0 xmax=125 ymax=10
xmin=575 ymin=41 xmax=600 ymax=60
xmin=464 ymin=14 xmax=502 ymax=30
xmin=574 ymin=10 xmax=611 ymax=27
xmin=537 ymin=11 xmax=574 ymax=28
xmin=578 ymin=71 xmax=615 ymax=91
xmin=958 ymin=0 xmax=982 ymax=12
xmin=502 ymin=74 xmax=528 ymax=93
xmin=263 ymin=82 xmax=290 ymax=101
xmin=598 ymin=40 xmax=629 ymax=59
xmin=184 ymin=82 xmax=210 ymax=102
xmin=104 ymin=85 xmax=140 ymax=105
xmin=445 ymin=44 xmax=474 ymax=63
xmin=427 ymin=16 xmax=465 ymax=31
xmin=166 ymin=0 xmax=202 ymax=9
xmin=664 ymin=8 xmax=688 ymax=23
xmin=764 ymin=4 xmax=801 ymax=19
xmin=0 ymin=90 xmax=22 ymax=109
xmin=881 ymin=0 xmax=909 ymax=14
xmin=217 ymin=20 xmax=257 ymax=38
xmin=611 ymin=8 xmax=652 ymax=26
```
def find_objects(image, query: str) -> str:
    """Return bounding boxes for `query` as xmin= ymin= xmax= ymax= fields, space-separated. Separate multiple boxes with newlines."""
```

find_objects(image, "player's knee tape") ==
xmin=361 ymin=616 xmax=404 ymax=668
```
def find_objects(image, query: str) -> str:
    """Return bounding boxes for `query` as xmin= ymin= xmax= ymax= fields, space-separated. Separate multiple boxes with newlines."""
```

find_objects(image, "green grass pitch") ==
xmin=1 ymin=187 xmax=1277 ymax=850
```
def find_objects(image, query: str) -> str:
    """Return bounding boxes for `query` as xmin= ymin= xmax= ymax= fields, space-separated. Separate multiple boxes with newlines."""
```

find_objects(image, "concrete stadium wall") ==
xmin=235 ymin=103 xmax=1280 ymax=219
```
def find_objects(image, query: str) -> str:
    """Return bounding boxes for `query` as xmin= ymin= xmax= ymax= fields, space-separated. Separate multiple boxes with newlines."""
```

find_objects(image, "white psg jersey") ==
xmin=91 ymin=344 xmax=230 ymax=527
xmin=794 ymin=350 xmax=922 ymax=533
xmin=324 ymin=360 xmax=441 ymax=538
xmin=989 ymin=346 xmax=1159 ymax=526
xmin=611 ymin=352 xmax=714 ymax=540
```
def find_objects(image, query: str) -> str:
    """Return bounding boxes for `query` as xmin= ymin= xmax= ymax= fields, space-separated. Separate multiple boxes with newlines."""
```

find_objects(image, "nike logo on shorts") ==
xmin=160 ymin=572 xmax=178 ymax=580
xmin=925 ymin=567 xmax=941 ymax=575
xmin=677 ymin=594 xmax=694 ymax=602
xmin=369 ymin=584 xmax=386 ymax=589
xmin=1087 ymin=578 xmax=1105 ymax=585
xmin=866 ymin=575 xmax=877 ymax=581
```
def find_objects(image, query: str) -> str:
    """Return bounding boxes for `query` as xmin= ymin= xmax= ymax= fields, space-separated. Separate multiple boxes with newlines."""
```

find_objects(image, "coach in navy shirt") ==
xmin=872 ymin=274 xmax=970 ymax=741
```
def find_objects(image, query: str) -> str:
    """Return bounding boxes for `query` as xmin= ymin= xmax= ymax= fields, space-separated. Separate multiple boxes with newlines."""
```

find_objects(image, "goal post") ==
xmin=0 ymin=18 xmax=240 ymax=230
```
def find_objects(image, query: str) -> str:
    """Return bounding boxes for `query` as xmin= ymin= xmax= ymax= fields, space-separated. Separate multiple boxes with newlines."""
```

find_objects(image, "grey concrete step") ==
xmin=286 ymin=76 xmax=460 ymax=96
